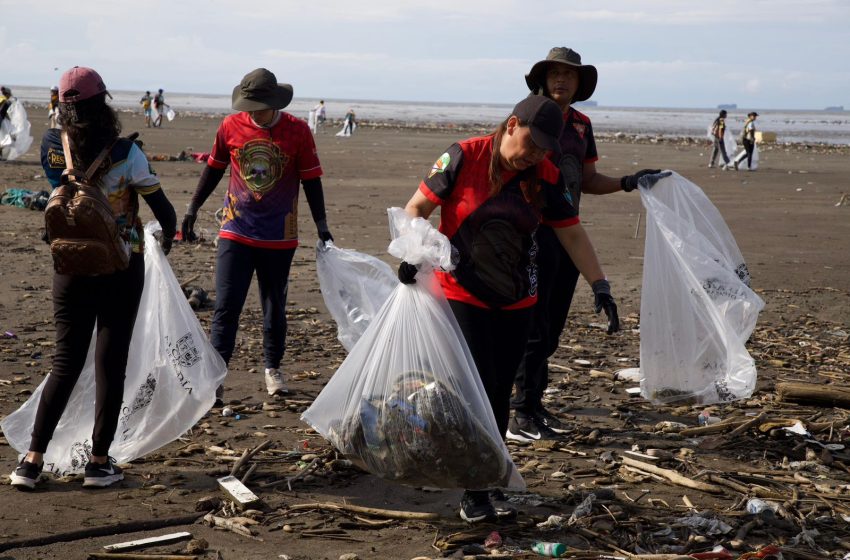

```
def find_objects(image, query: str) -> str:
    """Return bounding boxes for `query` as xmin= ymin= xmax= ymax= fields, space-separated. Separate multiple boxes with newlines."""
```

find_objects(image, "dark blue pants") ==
xmin=511 ymin=225 xmax=579 ymax=415
xmin=449 ymin=300 xmax=532 ymax=437
xmin=210 ymin=239 xmax=295 ymax=370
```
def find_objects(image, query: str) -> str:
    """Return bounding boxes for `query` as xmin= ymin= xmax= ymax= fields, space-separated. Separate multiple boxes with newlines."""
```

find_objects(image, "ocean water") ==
xmin=9 ymin=85 xmax=850 ymax=145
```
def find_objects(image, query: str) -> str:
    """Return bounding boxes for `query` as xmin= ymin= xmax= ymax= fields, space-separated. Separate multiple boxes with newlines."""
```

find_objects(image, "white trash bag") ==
xmin=316 ymin=240 xmax=398 ymax=352
xmin=165 ymin=106 xmax=176 ymax=122
xmin=638 ymin=172 xmax=764 ymax=405
xmin=733 ymin=141 xmax=760 ymax=170
xmin=307 ymin=110 xmax=318 ymax=133
xmin=1 ymin=223 xmax=227 ymax=475
xmin=0 ymin=100 xmax=33 ymax=161
xmin=706 ymin=125 xmax=738 ymax=165
xmin=302 ymin=208 xmax=524 ymax=490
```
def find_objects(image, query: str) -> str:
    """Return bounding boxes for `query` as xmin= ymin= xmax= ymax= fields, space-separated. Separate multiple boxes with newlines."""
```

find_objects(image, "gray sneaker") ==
xmin=264 ymin=368 xmax=288 ymax=396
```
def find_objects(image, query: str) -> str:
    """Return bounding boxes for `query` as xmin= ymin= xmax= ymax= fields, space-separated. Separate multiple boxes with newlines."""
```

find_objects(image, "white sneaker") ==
xmin=264 ymin=368 xmax=288 ymax=396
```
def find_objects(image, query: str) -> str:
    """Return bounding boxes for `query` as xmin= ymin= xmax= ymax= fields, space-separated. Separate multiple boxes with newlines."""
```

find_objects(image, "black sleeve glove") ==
xmin=620 ymin=169 xmax=671 ymax=192
xmin=398 ymin=261 xmax=419 ymax=284
xmin=181 ymin=213 xmax=197 ymax=242
xmin=160 ymin=235 xmax=173 ymax=255
xmin=592 ymin=279 xmax=620 ymax=334
xmin=316 ymin=218 xmax=333 ymax=244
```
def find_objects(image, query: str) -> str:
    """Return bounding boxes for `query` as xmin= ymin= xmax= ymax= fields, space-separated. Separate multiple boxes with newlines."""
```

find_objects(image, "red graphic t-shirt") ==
xmin=207 ymin=111 xmax=323 ymax=249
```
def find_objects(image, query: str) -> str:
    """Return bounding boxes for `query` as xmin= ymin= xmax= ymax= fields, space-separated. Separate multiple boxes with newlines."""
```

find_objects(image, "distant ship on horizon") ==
xmin=825 ymin=105 xmax=845 ymax=111
xmin=717 ymin=103 xmax=737 ymax=110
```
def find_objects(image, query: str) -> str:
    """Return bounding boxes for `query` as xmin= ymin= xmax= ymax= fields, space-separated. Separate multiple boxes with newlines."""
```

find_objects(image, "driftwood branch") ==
xmin=0 ymin=512 xmax=206 ymax=553
xmin=622 ymin=457 xmax=723 ymax=493
xmin=230 ymin=439 xmax=272 ymax=477
xmin=777 ymin=382 xmax=850 ymax=408
xmin=287 ymin=502 xmax=441 ymax=520
xmin=88 ymin=554 xmax=199 ymax=560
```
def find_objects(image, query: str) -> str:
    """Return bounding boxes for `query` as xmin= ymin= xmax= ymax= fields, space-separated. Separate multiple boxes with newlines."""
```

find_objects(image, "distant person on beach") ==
xmin=398 ymin=95 xmax=619 ymax=523
xmin=47 ymin=86 xmax=60 ymax=128
xmin=733 ymin=111 xmax=759 ymax=170
xmin=180 ymin=68 xmax=333 ymax=403
xmin=153 ymin=89 xmax=165 ymax=127
xmin=709 ymin=109 xmax=732 ymax=169
xmin=315 ymin=100 xmax=326 ymax=124
xmin=9 ymin=66 xmax=176 ymax=490
xmin=140 ymin=91 xmax=153 ymax=128
xmin=342 ymin=108 xmax=356 ymax=135
xmin=510 ymin=46 xmax=666 ymax=443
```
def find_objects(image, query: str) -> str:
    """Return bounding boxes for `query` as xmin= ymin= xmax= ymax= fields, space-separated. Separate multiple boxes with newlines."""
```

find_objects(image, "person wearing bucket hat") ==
xmin=397 ymin=95 xmax=618 ymax=523
xmin=733 ymin=112 xmax=759 ymax=170
xmin=10 ymin=66 xmax=177 ymax=490
xmin=510 ymin=47 xmax=667 ymax=443
xmin=181 ymin=68 xmax=333 ymax=403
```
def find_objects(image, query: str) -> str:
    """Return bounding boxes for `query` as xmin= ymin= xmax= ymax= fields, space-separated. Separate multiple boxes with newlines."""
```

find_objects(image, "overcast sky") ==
xmin=2 ymin=0 xmax=848 ymax=110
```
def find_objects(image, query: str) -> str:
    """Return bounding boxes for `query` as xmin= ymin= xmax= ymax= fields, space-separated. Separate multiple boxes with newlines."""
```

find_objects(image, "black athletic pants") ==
xmin=30 ymin=252 xmax=145 ymax=456
xmin=511 ymin=226 xmax=580 ymax=416
xmin=735 ymin=139 xmax=755 ymax=168
xmin=210 ymin=238 xmax=296 ymax=370
xmin=448 ymin=300 xmax=533 ymax=437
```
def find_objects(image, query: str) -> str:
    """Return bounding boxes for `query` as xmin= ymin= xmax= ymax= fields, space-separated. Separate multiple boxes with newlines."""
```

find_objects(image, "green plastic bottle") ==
xmin=532 ymin=542 xmax=567 ymax=557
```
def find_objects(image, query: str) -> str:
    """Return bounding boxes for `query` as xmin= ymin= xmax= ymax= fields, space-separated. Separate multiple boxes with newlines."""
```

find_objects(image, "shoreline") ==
xmin=18 ymin=101 xmax=850 ymax=156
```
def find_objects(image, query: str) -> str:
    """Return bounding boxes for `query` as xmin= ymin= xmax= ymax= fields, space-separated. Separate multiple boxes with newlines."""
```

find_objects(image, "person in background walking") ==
xmin=709 ymin=109 xmax=732 ymax=169
xmin=153 ymin=89 xmax=165 ymax=127
xmin=140 ymin=91 xmax=153 ymax=128
xmin=47 ymin=86 xmax=60 ymax=128
xmin=733 ymin=111 xmax=758 ymax=171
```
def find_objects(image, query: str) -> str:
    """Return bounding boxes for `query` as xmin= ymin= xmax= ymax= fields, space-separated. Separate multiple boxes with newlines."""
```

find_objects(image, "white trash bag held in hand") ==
xmin=302 ymin=208 xmax=524 ymax=490
xmin=638 ymin=172 xmax=764 ymax=405
xmin=1 ymin=223 xmax=227 ymax=475
xmin=316 ymin=240 xmax=397 ymax=352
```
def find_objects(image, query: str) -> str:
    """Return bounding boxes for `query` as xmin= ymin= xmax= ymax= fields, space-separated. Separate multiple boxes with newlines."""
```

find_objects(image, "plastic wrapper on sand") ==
xmin=302 ymin=208 xmax=524 ymax=490
xmin=638 ymin=172 xmax=764 ymax=405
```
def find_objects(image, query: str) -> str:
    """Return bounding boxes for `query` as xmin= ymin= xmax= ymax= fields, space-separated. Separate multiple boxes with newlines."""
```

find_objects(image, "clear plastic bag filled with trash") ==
xmin=638 ymin=171 xmax=764 ymax=405
xmin=302 ymin=208 xmax=523 ymax=490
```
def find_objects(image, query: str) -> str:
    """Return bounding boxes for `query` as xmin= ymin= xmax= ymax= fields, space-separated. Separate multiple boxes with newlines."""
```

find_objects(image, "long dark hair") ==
xmin=487 ymin=117 xmax=542 ymax=207
xmin=58 ymin=92 xmax=121 ymax=183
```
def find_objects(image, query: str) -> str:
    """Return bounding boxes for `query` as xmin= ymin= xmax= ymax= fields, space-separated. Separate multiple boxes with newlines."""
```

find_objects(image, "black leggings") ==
xmin=448 ymin=300 xmax=532 ymax=437
xmin=30 ymin=253 xmax=145 ymax=456
xmin=735 ymin=139 xmax=755 ymax=168
xmin=512 ymin=226 xmax=579 ymax=414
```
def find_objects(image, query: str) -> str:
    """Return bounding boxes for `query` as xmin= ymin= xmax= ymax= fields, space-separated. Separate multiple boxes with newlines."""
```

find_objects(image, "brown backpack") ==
xmin=44 ymin=132 xmax=131 ymax=276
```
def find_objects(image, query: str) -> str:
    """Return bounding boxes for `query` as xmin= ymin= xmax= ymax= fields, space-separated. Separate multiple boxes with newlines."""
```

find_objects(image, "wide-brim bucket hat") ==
xmin=525 ymin=47 xmax=598 ymax=103
xmin=232 ymin=68 xmax=293 ymax=112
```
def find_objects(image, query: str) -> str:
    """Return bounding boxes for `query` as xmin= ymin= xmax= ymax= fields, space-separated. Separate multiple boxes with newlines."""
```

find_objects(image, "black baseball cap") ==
xmin=511 ymin=95 xmax=564 ymax=155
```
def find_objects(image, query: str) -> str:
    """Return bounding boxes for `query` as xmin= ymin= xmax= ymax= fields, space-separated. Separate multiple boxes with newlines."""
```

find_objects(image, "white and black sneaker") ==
xmin=264 ymin=368 xmax=289 ymax=397
xmin=83 ymin=458 xmax=124 ymax=488
xmin=10 ymin=459 xmax=43 ymax=490
xmin=534 ymin=408 xmax=572 ymax=435
xmin=506 ymin=414 xmax=562 ymax=443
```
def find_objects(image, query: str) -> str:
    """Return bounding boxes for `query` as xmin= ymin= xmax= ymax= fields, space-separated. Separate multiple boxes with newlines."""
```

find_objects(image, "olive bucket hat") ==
xmin=232 ymin=68 xmax=293 ymax=112
xmin=525 ymin=47 xmax=598 ymax=103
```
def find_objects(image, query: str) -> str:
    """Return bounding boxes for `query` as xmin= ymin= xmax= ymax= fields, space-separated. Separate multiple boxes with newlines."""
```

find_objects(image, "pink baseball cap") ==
xmin=58 ymin=66 xmax=111 ymax=102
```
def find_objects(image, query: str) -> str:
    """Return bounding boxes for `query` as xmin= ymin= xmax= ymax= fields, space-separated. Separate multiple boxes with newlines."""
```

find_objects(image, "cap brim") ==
xmin=232 ymin=83 xmax=293 ymax=111
xmin=529 ymin=125 xmax=561 ymax=156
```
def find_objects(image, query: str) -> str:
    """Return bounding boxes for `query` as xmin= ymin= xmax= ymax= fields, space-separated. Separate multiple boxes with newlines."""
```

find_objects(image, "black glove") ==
xmin=621 ymin=169 xmax=671 ymax=192
xmin=181 ymin=213 xmax=197 ymax=242
xmin=398 ymin=261 xmax=419 ymax=284
xmin=160 ymin=235 xmax=173 ymax=255
xmin=592 ymin=279 xmax=620 ymax=334
xmin=318 ymin=227 xmax=333 ymax=243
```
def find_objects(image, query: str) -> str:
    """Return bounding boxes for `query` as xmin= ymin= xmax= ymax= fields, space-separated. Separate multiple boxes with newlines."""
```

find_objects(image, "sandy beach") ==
xmin=0 ymin=109 xmax=849 ymax=559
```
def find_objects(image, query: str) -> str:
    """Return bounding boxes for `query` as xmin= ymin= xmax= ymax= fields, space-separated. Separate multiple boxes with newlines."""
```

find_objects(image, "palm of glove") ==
xmin=180 ymin=214 xmax=198 ymax=242
xmin=594 ymin=292 xmax=620 ymax=334
xmin=621 ymin=169 xmax=672 ymax=192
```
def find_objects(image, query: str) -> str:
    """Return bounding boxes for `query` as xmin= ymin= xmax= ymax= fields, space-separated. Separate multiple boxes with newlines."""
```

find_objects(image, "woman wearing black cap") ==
xmin=733 ymin=112 xmax=759 ymax=170
xmin=510 ymin=47 xmax=665 ymax=443
xmin=10 ymin=66 xmax=176 ymax=490
xmin=398 ymin=96 xmax=618 ymax=523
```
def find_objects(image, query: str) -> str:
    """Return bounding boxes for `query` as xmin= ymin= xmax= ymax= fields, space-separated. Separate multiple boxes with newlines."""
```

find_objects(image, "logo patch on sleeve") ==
xmin=48 ymin=148 xmax=66 ymax=168
xmin=428 ymin=152 xmax=451 ymax=179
